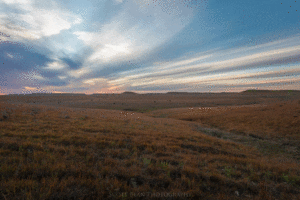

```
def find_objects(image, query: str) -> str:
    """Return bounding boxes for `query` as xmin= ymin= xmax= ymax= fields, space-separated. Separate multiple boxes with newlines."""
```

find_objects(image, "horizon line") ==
xmin=1 ymin=89 xmax=300 ymax=96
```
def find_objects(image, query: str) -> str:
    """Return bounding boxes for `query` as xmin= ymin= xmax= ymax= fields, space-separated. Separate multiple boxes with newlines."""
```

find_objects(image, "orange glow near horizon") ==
xmin=0 ymin=87 xmax=6 ymax=95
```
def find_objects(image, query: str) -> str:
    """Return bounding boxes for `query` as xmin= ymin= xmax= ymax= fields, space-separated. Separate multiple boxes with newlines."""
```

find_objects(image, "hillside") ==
xmin=0 ymin=91 xmax=299 ymax=199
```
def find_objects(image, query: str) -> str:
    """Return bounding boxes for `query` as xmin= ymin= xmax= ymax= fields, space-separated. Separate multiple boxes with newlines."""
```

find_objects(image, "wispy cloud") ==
xmin=43 ymin=61 xmax=67 ymax=71
xmin=114 ymin=0 xmax=123 ymax=5
xmin=106 ymin=35 xmax=300 ymax=91
xmin=73 ymin=0 xmax=194 ymax=76
xmin=0 ymin=0 xmax=82 ymax=41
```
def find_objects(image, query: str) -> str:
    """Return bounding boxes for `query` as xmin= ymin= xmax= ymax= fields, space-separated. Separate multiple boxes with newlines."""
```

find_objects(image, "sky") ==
xmin=0 ymin=0 xmax=299 ymax=94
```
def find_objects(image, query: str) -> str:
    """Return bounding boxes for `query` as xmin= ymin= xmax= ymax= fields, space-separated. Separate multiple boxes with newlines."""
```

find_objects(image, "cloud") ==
xmin=1 ymin=0 xmax=31 ymax=5
xmin=58 ymin=76 xmax=67 ymax=80
xmin=43 ymin=61 xmax=67 ymax=70
xmin=103 ymin=34 xmax=300 ymax=93
xmin=114 ymin=0 xmax=123 ymax=5
xmin=5 ymin=51 xmax=24 ymax=61
xmin=23 ymin=86 xmax=37 ymax=90
xmin=0 ymin=0 xmax=82 ymax=41
xmin=73 ymin=0 xmax=194 ymax=75
xmin=1 ymin=0 xmax=197 ymax=93
xmin=82 ymin=78 xmax=107 ymax=86
xmin=117 ymin=35 xmax=300 ymax=82
xmin=18 ymin=70 xmax=45 ymax=85
xmin=67 ymin=68 xmax=91 ymax=78
xmin=6 ymin=53 xmax=13 ymax=58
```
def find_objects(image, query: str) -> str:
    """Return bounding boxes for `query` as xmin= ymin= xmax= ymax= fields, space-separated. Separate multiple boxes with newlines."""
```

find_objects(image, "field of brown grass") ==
xmin=0 ymin=90 xmax=299 ymax=199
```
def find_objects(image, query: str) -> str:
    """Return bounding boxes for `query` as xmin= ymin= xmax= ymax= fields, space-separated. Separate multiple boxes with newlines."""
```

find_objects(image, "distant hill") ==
xmin=241 ymin=89 xmax=300 ymax=93
xmin=167 ymin=92 xmax=189 ymax=95
xmin=121 ymin=91 xmax=139 ymax=95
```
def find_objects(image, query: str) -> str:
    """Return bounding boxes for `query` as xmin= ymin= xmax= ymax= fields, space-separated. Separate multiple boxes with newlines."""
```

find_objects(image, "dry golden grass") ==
xmin=0 ymin=91 xmax=300 ymax=199
xmin=156 ymin=100 xmax=300 ymax=140
xmin=149 ymin=99 xmax=300 ymax=161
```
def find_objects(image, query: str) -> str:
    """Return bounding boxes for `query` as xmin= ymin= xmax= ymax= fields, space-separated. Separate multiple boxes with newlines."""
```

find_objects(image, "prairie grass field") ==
xmin=0 ymin=90 xmax=299 ymax=199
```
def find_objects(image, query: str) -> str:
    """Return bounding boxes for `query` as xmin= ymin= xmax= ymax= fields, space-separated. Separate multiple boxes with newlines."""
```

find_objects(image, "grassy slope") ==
xmin=0 ymin=98 xmax=300 ymax=199
xmin=152 ymin=100 xmax=300 ymax=140
xmin=148 ymin=100 xmax=300 ymax=160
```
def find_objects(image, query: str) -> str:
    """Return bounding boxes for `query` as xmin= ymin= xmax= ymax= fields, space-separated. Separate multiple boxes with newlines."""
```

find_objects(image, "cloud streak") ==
xmin=107 ymin=35 xmax=300 ymax=89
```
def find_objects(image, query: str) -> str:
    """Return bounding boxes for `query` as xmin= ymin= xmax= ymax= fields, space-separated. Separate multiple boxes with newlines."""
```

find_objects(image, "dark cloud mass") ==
xmin=0 ymin=42 xmax=50 ymax=71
